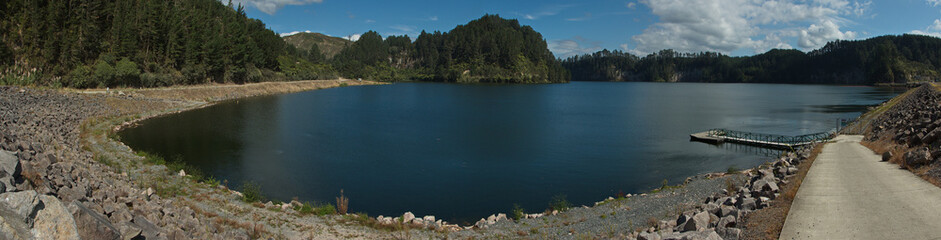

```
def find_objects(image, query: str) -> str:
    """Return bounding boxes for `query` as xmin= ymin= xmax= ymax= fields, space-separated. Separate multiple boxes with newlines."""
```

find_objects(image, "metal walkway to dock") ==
xmin=690 ymin=128 xmax=834 ymax=149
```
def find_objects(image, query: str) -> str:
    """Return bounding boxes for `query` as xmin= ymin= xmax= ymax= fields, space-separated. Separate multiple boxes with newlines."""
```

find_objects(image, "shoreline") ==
xmin=0 ymin=80 xmax=897 ymax=239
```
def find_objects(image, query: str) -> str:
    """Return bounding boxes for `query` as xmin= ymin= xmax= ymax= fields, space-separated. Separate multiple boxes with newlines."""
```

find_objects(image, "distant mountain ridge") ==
xmin=562 ymin=34 xmax=941 ymax=85
xmin=282 ymin=32 xmax=351 ymax=59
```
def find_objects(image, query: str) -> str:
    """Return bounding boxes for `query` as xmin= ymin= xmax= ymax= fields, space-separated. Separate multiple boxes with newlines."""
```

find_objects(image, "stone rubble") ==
xmin=629 ymin=148 xmax=813 ymax=240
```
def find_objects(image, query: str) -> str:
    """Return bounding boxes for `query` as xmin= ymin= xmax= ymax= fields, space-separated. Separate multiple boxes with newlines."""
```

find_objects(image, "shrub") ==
xmin=512 ymin=204 xmax=525 ymax=220
xmin=67 ymin=65 xmax=94 ymax=89
xmin=136 ymin=151 xmax=166 ymax=165
xmin=93 ymin=60 xmax=115 ymax=87
xmin=727 ymin=166 xmax=739 ymax=174
xmin=549 ymin=194 xmax=572 ymax=212
xmin=114 ymin=57 xmax=140 ymax=86
xmin=315 ymin=203 xmax=337 ymax=216
xmin=240 ymin=181 xmax=265 ymax=203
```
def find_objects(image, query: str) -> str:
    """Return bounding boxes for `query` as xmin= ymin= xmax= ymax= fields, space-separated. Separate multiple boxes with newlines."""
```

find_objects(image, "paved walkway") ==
xmin=780 ymin=135 xmax=941 ymax=239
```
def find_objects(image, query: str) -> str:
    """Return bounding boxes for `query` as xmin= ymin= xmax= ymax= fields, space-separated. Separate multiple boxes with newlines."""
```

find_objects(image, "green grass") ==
xmin=549 ymin=194 xmax=572 ymax=212
xmin=239 ymin=181 xmax=266 ymax=203
xmin=512 ymin=204 xmax=525 ymax=220
xmin=295 ymin=201 xmax=337 ymax=216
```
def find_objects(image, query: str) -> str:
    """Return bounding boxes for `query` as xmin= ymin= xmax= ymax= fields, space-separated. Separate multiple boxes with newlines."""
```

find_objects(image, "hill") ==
xmin=333 ymin=14 xmax=570 ymax=83
xmin=562 ymin=34 xmax=941 ymax=85
xmin=282 ymin=32 xmax=351 ymax=59
xmin=0 ymin=0 xmax=337 ymax=88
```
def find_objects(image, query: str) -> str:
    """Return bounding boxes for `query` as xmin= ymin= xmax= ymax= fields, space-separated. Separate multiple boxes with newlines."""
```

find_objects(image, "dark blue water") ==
xmin=118 ymin=82 xmax=900 ymax=223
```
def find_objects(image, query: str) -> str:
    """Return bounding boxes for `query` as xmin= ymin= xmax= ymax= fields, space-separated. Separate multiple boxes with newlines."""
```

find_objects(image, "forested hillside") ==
xmin=331 ymin=15 xmax=570 ymax=83
xmin=0 ymin=0 xmax=340 ymax=88
xmin=563 ymin=34 xmax=941 ymax=84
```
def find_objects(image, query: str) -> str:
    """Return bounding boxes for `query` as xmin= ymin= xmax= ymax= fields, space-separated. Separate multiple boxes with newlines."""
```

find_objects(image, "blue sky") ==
xmin=231 ymin=0 xmax=941 ymax=58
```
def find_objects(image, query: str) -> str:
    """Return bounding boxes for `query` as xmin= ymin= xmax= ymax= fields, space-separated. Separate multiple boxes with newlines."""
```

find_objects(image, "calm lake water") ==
xmin=119 ymin=82 xmax=900 ymax=223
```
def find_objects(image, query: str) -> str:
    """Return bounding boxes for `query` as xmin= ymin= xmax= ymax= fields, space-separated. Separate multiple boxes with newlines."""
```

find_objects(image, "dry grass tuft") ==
xmin=336 ymin=189 xmax=349 ymax=215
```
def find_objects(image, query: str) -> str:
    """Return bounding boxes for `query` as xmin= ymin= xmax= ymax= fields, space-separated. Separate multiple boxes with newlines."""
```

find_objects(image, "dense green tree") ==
xmin=307 ymin=44 xmax=325 ymax=64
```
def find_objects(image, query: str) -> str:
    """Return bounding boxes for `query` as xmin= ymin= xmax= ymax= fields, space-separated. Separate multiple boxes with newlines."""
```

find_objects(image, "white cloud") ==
xmin=279 ymin=30 xmax=312 ymax=37
xmin=429 ymin=16 xmax=439 ymax=21
xmin=365 ymin=19 xmax=376 ymax=23
xmin=566 ymin=13 xmax=593 ymax=22
xmin=519 ymin=4 xmax=575 ymax=20
xmin=910 ymin=19 xmax=941 ymax=38
xmin=930 ymin=0 xmax=941 ymax=7
xmin=798 ymin=20 xmax=856 ymax=49
xmin=343 ymin=34 xmax=361 ymax=41
xmin=229 ymin=0 xmax=323 ymax=15
xmin=625 ymin=0 xmax=866 ymax=55
xmin=626 ymin=2 xmax=637 ymax=9
xmin=549 ymin=37 xmax=604 ymax=58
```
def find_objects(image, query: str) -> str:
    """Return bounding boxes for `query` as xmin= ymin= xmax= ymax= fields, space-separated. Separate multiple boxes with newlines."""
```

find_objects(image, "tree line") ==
xmin=0 ymin=0 xmax=338 ymax=88
xmin=562 ymin=34 xmax=941 ymax=85
xmin=0 ymin=2 xmax=567 ymax=88
xmin=331 ymin=14 xmax=570 ymax=83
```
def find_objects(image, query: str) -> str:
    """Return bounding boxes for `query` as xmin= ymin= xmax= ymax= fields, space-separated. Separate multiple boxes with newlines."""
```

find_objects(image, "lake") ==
xmin=118 ymin=82 xmax=901 ymax=223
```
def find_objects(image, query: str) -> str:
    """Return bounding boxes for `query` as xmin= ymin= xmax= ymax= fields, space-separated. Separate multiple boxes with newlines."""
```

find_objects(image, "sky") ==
xmin=228 ymin=0 xmax=941 ymax=58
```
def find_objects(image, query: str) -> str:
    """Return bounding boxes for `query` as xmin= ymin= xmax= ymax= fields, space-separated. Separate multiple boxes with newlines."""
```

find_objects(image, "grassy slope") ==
xmin=282 ymin=32 xmax=352 ymax=59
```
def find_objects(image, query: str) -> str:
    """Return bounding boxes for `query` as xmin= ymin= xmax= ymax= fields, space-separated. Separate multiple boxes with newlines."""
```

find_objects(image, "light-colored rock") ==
xmin=717 ymin=215 xmax=736 ymax=228
xmin=0 ymin=191 xmax=40 ymax=226
xmin=422 ymin=215 xmax=435 ymax=222
xmin=0 ymin=200 xmax=31 ymax=240
xmin=70 ymin=201 xmax=120 ymax=240
xmin=402 ymin=212 xmax=415 ymax=223
xmin=495 ymin=213 xmax=507 ymax=222
xmin=638 ymin=231 xmax=661 ymax=240
xmin=178 ymin=169 xmax=186 ymax=177
xmin=0 ymin=151 xmax=19 ymax=178
xmin=32 ymin=195 xmax=80 ymax=240
xmin=682 ymin=211 xmax=710 ymax=232
xmin=740 ymin=197 xmax=757 ymax=211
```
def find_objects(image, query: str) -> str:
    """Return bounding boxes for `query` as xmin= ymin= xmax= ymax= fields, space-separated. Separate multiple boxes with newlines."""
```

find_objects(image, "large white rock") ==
xmin=402 ymin=212 xmax=415 ymax=223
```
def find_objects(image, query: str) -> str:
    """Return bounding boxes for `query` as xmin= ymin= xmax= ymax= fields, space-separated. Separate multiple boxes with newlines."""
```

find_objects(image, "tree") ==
xmin=307 ymin=44 xmax=325 ymax=64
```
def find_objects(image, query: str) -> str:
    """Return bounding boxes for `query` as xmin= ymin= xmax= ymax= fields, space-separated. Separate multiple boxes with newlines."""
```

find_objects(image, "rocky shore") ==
xmin=860 ymin=83 xmax=941 ymax=185
xmin=0 ymin=80 xmax=834 ymax=239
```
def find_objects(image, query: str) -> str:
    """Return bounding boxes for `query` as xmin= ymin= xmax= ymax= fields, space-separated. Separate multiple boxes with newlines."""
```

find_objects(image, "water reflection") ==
xmin=118 ymin=82 xmax=899 ymax=223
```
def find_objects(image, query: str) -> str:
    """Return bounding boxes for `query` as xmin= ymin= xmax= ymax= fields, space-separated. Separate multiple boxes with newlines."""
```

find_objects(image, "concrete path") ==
xmin=780 ymin=135 xmax=941 ymax=240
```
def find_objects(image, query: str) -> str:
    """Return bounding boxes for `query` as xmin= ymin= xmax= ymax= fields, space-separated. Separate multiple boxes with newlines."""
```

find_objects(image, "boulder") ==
xmin=717 ymin=227 xmax=743 ymax=240
xmin=682 ymin=211 xmax=710 ymax=232
xmin=719 ymin=205 xmax=739 ymax=218
xmin=662 ymin=229 xmax=722 ymax=240
xmin=422 ymin=215 xmax=435 ymax=223
xmin=751 ymin=179 xmax=779 ymax=194
xmin=132 ymin=214 xmax=161 ymax=239
xmin=0 ymin=200 xmax=31 ymax=240
xmin=638 ymin=231 xmax=662 ymax=240
xmin=70 ymin=201 xmax=120 ymax=240
xmin=0 ymin=191 xmax=40 ymax=226
xmin=702 ymin=203 xmax=720 ymax=215
xmin=402 ymin=212 xmax=415 ymax=223
xmin=717 ymin=215 xmax=736 ymax=228
xmin=739 ymin=197 xmax=757 ymax=211
xmin=904 ymin=148 xmax=932 ymax=167
xmin=0 ymin=151 xmax=19 ymax=180
xmin=495 ymin=213 xmax=507 ymax=222
xmin=32 ymin=195 xmax=80 ymax=240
